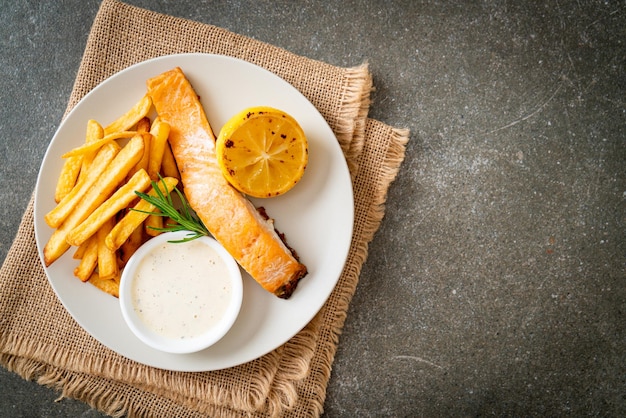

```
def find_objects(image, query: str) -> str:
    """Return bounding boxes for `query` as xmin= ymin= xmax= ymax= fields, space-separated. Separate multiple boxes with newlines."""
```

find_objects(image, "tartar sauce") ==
xmin=131 ymin=239 xmax=232 ymax=340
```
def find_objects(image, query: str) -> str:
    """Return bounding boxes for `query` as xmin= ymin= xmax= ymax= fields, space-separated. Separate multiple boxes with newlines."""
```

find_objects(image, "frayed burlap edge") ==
xmin=291 ymin=121 xmax=409 ymax=417
xmin=333 ymin=64 xmax=372 ymax=180
xmin=1 ymin=352 xmax=213 ymax=418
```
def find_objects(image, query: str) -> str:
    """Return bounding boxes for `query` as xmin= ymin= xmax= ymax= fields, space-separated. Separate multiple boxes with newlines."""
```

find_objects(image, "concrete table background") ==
xmin=1 ymin=1 xmax=624 ymax=416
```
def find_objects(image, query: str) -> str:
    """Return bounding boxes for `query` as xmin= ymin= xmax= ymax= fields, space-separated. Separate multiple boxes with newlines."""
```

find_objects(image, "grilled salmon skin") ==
xmin=146 ymin=67 xmax=307 ymax=298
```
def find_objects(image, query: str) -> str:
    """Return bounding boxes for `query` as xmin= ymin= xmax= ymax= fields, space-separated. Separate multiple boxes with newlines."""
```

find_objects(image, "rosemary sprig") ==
xmin=133 ymin=176 xmax=209 ymax=243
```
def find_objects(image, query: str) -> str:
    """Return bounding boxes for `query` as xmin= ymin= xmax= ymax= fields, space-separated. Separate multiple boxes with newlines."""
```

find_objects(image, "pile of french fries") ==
xmin=43 ymin=95 xmax=181 ymax=297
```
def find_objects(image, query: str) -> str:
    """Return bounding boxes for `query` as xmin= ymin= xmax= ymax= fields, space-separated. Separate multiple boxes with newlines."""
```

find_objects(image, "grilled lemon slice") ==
xmin=216 ymin=106 xmax=308 ymax=198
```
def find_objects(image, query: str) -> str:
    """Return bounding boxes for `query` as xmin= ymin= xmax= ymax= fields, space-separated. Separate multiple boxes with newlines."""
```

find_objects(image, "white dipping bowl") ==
xmin=119 ymin=231 xmax=243 ymax=354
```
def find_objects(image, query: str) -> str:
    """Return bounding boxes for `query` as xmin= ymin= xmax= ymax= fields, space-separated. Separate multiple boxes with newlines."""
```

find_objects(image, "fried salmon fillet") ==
xmin=146 ymin=67 xmax=307 ymax=298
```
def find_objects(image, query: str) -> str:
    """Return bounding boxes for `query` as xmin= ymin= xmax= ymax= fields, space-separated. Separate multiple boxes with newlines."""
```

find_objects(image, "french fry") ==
xmin=124 ymin=118 xmax=152 ymax=183
xmin=97 ymin=218 xmax=119 ymax=281
xmin=54 ymin=156 xmax=83 ymax=204
xmin=144 ymin=212 xmax=163 ymax=237
xmin=131 ymin=132 xmax=151 ymax=176
xmin=55 ymin=120 xmax=105 ymax=202
xmin=73 ymin=238 xmax=89 ymax=259
xmin=66 ymin=169 xmax=152 ymax=247
xmin=47 ymin=93 xmax=174 ymax=297
xmin=88 ymin=272 xmax=119 ymax=298
xmin=136 ymin=116 xmax=151 ymax=133
xmin=144 ymin=118 xmax=169 ymax=235
xmin=148 ymin=118 xmax=170 ymax=180
xmin=105 ymin=176 xmax=178 ymax=252
xmin=118 ymin=221 xmax=147 ymax=267
xmin=73 ymin=235 xmax=98 ymax=282
xmin=104 ymin=94 xmax=152 ymax=135
xmin=144 ymin=119 xmax=175 ymax=236
xmin=45 ymin=142 xmax=120 ymax=229
xmin=43 ymin=135 xmax=145 ymax=266
xmin=145 ymin=119 xmax=170 ymax=235
xmin=76 ymin=120 xmax=105 ymax=185
xmin=61 ymin=130 xmax=137 ymax=159
xmin=161 ymin=141 xmax=180 ymax=179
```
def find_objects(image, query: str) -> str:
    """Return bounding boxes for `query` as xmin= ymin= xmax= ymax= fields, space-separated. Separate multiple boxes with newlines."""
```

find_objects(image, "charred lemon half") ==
xmin=216 ymin=107 xmax=308 ymax=198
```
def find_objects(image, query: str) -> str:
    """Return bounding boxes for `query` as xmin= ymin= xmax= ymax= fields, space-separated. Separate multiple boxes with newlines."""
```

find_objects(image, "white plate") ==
xmin=34 ymin=53 xmax=354 ymax=371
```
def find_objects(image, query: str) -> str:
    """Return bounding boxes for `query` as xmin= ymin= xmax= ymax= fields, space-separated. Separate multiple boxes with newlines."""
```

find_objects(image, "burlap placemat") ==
xmin=0 ymin=1 xmax=409 ymax=416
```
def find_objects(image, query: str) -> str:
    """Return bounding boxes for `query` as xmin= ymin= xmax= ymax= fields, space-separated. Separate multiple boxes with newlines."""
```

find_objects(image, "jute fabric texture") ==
xmin=0 ymin=1 xmax=409 ymax=416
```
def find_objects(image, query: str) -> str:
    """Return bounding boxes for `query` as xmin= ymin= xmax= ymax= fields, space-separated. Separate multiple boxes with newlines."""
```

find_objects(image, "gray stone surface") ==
xmin=1 ymin=1 xmax=624 ymax=416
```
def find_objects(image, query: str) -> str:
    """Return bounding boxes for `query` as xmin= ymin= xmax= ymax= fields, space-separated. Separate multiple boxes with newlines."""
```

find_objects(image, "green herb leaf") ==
xmin=133 ymin=175 xmax=209 ymax=243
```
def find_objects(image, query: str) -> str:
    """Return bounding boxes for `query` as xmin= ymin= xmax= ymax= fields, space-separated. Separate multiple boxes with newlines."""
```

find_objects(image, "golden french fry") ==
xmin=73 ymin=238 xmax=89 ymax=259
xmin=88 ymin=272 xmax=119 ymax=298
xmin=136 ymin=116 xmax=151 ymax=133
xmin=118 ymin=221 xmax=147 ymax=267
xmin=128 ymin=117 xmax=152 ymax=180
xmin=104 ymin=94 xmax=152 ymax=135
xmin=43 ymin=135 xmax=145 ymax=266
xmin=55 ymin=120 xmax=105 ymax=202
xmin=144 ymin=212 xmax=163 ymax=237
xmin=145 ymin=119 xmax=168 ymax=235
xmin=45 ymin=142 xmax=120 ymax=229
xmin=161 ymin=141 xmax=180 ymax=179
xmin=105 ymin=177 xmax=178 ymax=252
xmin=66 ymin=169 xmax=152 ymax=247
xmin=97 ymin=217 xmax=119 ymax=281
xmin=77 ymin=120 xmax=105 ymax=184
xmin=148 ymin=119 xmax=170 ymax=180
xmin=73 ymin=235 xmax=98 ymax=282
xmin=131 ymin=132 xmax=151 ymax=176
xmin=54 ymin=155 xmax=83 ymax=204
xmin=61 ymin=130 xmax=136 ymax=159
